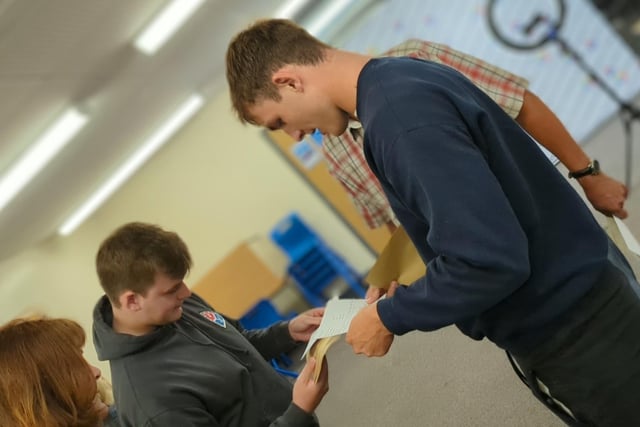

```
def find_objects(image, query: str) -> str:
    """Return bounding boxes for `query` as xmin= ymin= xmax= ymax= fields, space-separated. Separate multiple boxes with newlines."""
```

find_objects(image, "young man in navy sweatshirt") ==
xmin=226 ymin=19 xmax=640 ymax=426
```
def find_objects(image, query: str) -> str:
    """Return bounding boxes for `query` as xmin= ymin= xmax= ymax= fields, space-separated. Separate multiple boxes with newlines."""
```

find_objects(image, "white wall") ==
xmin=0 ymin=89 xmax=375 ymax=374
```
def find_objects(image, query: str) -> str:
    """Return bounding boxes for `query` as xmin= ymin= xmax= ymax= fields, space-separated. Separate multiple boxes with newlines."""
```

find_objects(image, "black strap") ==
xmin=505 ymin=351 xmax=593 ymax=426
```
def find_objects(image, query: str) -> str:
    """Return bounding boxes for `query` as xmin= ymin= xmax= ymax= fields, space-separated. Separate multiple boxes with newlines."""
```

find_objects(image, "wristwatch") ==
xmin=568 ymin=160 xmax=600 ymax=179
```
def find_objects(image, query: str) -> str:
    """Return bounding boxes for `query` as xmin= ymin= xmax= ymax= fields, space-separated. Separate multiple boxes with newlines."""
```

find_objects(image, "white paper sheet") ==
xmin=301 ymin=298 xmax=368 ymax=358
xmin=614 ymin=217 xmax=640 ymax=257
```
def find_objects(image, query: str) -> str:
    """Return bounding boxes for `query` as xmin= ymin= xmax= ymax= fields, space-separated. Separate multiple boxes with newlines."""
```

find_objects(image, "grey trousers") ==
xmin=512 ymin=261 xmax=640 ymax=427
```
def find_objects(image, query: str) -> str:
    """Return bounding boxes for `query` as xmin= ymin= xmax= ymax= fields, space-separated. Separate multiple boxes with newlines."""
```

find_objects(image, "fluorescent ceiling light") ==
xmin=305 ymin=0 xmax=353 ymax=37
xmin=134 ymin=0 xmax=205 ymax=55
xmin=0 ymin=107 xmax=88 ymax=212
xmin=58 ymin=94 xmax=205 ymax=236
xmin=274 ymin=0 xmax=312 ymax=19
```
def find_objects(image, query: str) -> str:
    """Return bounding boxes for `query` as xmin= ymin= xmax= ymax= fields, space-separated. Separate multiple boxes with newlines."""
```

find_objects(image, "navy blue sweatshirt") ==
xmin=358 ymin=57 xmax=609 ymax=354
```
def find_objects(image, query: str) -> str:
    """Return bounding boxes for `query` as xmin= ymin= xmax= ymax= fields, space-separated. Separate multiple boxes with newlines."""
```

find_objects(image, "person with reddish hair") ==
xmin=0 ymin=316 xmax=118 ymax=427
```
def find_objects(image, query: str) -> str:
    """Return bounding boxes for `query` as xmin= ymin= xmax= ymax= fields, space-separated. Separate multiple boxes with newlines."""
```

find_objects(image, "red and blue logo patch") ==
xmin=199 ymin=310 xmax=226 ymax=328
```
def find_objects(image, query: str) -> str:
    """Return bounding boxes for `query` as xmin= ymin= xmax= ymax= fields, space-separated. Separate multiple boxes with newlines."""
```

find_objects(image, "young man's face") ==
xmin=248 ymin=85 xmax=350 ymax=141
xmin=136 ymin=273 xmax=191 ymax=326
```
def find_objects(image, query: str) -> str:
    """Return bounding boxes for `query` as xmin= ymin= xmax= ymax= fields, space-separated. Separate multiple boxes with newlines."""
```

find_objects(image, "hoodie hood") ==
xmin=92 ymin=295 xmax=171 ymax=361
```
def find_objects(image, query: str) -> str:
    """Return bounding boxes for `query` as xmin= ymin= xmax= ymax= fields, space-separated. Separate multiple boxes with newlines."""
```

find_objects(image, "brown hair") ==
xmin=96 ymin=222 xmax=192 ymax=307
xmin=0 ymin=317 xmax=101 ymax=427
xmin=226 ymin=18 xmax=330 ymax=123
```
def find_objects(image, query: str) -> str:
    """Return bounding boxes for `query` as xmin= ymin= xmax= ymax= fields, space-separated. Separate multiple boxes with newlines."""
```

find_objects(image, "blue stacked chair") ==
xmin=239 ymin=299 xmax=296 ymax=329
xmin=270 ymin=212 xmax=367 ymax=307
xmin=239 ymin=299 xmax=298 ymax=378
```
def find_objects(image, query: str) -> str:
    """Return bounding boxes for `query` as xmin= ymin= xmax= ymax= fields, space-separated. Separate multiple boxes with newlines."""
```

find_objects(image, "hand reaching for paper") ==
xmin=288 ymin=307 xmax=325 ymax=342
xmin=345 ymin=303 xmax=394 ymax=356
xmin=365 ymin=280 xmax=400 ymax=303
xmin=347 ymin=281 xmax=399 ymax=356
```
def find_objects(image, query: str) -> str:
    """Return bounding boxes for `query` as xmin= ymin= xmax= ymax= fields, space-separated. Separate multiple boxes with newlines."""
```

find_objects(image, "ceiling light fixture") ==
xmin=58 ymin=94 xmax=205 ymax=236
xmin=304 ymin=0 xmax=354 ymax=37
xmin=272 ymin=0 xmax=381 ymax=41
xmin=0 ymin=107 xmax=88 ymax=212
xmin=134 ymin=0 xmax=205 ymax=55
xmin=274 ymin=0 xmax=313 ymax=19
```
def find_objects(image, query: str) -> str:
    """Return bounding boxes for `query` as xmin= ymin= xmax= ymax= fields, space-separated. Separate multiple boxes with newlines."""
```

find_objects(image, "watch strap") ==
xmin=568 ymin=160 xmax=600 ymax=179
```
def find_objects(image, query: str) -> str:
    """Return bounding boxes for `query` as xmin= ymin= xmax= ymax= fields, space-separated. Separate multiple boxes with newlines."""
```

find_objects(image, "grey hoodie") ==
xmin=93 ymin=294 xmax=319 ymax=427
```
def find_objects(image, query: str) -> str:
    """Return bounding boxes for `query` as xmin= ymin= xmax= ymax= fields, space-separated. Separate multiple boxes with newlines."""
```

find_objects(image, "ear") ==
xmin=272 ymin=67 xmax=303 ymax=92
xmin=119 ymin=291 xmax=142 ymax=312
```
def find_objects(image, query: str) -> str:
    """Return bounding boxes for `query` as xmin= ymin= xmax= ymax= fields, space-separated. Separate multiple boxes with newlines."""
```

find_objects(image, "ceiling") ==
xmin=1 ymin=0 xmax=637 ymax=262
xmin=0 ymin=0 xmax=284 ymax=260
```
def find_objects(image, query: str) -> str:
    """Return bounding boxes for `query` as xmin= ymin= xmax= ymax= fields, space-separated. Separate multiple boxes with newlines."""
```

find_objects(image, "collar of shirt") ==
xmin=348 ymin=111 xmax=363 ymax=140
xmin=348 ymin=123 xmax=364 ymax=141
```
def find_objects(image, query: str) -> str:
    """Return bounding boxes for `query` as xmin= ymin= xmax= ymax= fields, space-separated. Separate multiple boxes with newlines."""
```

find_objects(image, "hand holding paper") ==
xmin=302 ymin=298 xmax=368 ymax=382
xmin=303 ymin=227 xmax=422 ymax=381
xmin=346 ymin=281 xmax=399 ymax=357
xmin=302 ymin=298 xmax=368 ymax=359
xmin=366 ymin=280 xmax=400 ymax=303
xmin=292 ymin=357 xmax=329 ymax=413
xmin=288 ymin=307 xmax=325 ymax=342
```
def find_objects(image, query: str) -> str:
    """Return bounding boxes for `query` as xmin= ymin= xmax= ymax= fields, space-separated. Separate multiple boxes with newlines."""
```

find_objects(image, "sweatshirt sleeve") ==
xmin=145 ymin=407 xmax=219 ymax=426
xmin=235 ymin=320 xmax=299 ymax=360
xmin=270 ymin=403 xmax=320 ymax=427
xmin=375 ymin=118 xmax=530 ymax=335
xmin=140 ymin=397 xmax=317 ymax=427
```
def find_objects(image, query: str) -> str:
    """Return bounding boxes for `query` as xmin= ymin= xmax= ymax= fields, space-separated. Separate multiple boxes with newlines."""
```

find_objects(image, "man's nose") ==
xmin=179 ymin=282 xmax=192 ymax=300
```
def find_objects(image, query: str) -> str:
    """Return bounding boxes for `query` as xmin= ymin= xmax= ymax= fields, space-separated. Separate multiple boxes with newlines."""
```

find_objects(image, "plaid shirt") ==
xmin=323 ymin=39 xmax=529 ymax=229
